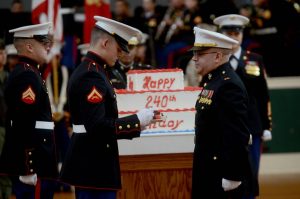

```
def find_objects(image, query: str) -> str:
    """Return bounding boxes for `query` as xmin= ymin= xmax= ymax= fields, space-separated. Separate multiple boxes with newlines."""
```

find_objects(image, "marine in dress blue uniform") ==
xmin=190 ymin=27 xmax=252 ymax=199
xmin=60 ymin=16 xmax=155 ymax=199
xmin=108 ymin=36 xmax=154 ymax=89
xmin=214 ymin=14 xmax=272 ymax=198
xmin=0 ymin=23 xmax=58 ymax=199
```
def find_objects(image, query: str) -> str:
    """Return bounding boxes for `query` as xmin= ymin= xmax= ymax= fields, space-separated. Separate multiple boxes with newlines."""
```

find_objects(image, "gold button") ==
xmin=119 ymin=126 xmax=122 ymax=130
xmin=201 ymin=106 xmax=204 ymax=110
xmin=106 ymin=144 xmax=110 ymax=148
xmin=213 ymin=156 xmax=217 ymax=160
xmin=30 ymin=169 xmax=33 ymax=172
xmin=135 ymin=124 xmax=139 ymax=128
xmin=29 ymin=160 xmax=33 ymax=164
xmin=204 ymin=83 xmax=207 ymax=87
xmin=28 ymin=152 xmax=32 ymax=155
xmin=127 ymin=124 xmax=130 ymax=128
xmin=43 ymin=138 xmax=47 ymax=142
xmin=222 ymin=71 xmax=225 ymax=74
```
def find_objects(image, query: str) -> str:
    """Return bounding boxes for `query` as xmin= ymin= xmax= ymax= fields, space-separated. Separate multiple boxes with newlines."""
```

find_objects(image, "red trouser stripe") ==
xmin=34 ymin=178 xmax=41 ymax=199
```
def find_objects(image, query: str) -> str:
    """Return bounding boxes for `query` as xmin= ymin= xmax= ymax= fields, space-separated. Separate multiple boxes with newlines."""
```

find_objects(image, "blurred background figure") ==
xmin=184 ymin=59 xmax=201 ymax=87
xmin=0 ymin=39 xmax=12 ymax=199
xmin=242 ymin=0 xmax=300 ymax=76
xmin=214 ymin=14 xmax=273 ymax=199
xmin=77 ymin=43 xmax=90 ymax=62
xmin=108 ymin=36 xmax=154 ymax=89
xmin=155 ymin=0 xmax=186 ymax=68
xmin=4 ymin=44 xmax=18 ymax=72
xmin=10 ymin=0 xmax=24 ymax=13
xmin=135 ymin=33 xmax=149 ymax=64
xmin=10 ymin=0 xmax=23 ymax=13
xmin=113 ymin=0 xmax=134 ymax=26
xmin=133 ymin=0 xmax=166 ymax=66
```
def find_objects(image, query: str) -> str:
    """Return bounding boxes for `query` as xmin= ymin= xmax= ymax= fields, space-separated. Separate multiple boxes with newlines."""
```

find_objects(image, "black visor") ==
xmin=220 ymin=25 xmax=244 ymax=33
xmin=96 ymin=26 xmax=129 ymax=53
xmin=33 ymin=34 xmax=53 ymax=46
xmin=114 ymin=33 xmax=129 ymax=53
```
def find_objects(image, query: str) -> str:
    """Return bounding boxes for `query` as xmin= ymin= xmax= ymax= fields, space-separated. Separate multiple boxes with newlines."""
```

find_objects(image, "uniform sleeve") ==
xmin=78 ymin=72 xmax=141 ymax=139
xmin=115 ymin=114 xmax=141 ymax=139
xmin=217 ymin=82 xmax=250 ymax=181
xmin=12 ymin=71 xmax=41 ymax=148
xmin=255 ymin=58 xmax=272 ymax=131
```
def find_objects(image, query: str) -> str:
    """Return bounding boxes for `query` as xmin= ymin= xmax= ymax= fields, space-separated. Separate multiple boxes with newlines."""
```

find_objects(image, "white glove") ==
xmin=262 ymin=129 xmax=272 ymax=141
xmin=222 ymin=178 xmax=241 ymax=191
xmin=136 ymin=108 xmax=154 ymax=127
xmin=19 ymin=173 xmax=37 ymax=186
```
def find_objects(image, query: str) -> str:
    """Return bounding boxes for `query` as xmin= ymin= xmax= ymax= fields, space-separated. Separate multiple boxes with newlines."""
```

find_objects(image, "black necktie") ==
xmin=230 ymin=55 xmax=238 ymax=62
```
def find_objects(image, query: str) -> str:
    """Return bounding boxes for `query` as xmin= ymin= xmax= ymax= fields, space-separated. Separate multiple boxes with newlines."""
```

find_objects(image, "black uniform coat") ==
xmin=192 ymin=63 xmax=252 ymax=198
xmin=235 ymin=50 xmax=271 ymax=136
xmin=233 ymin=50 xmax=272 ymax=196
xmin=0 ymin=56 xmax=58 ymax=179
xmin=60 ymin=52 xmax=141 ymax=190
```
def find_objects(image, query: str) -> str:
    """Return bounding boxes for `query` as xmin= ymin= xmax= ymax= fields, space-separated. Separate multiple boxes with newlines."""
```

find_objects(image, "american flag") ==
xmin=31 ymin=0 xmax=63 ymax=41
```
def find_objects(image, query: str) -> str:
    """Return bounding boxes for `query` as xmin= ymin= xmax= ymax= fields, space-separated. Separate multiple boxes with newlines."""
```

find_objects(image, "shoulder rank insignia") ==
xmin=87 ymin=86 xmax=103 ymax=103
xmin=245 ymin=61 xmax=260 ymax=76
xmin=22 ymin=86 xmax=36 ymax=104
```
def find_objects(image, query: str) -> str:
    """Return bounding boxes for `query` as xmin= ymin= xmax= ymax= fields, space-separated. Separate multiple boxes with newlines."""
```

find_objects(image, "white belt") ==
xmin=35 ymin=121 xmax=54 ymax=130
xmin=72 ymin=124 xmax=87 ymax=133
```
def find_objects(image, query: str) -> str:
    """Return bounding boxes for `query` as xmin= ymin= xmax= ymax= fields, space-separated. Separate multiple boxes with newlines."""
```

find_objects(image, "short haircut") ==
xmin=90 ymin=27 xmax=112 ymax=47
xmin=13 ymin=38 xmax=32 ymax=53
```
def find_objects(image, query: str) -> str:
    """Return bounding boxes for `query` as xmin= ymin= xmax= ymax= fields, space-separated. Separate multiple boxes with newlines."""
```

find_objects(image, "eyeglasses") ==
xmin=193 ymin=51 xmax=218 ymax=59
xmin=33 ymin=35 xmax=53 ymax=48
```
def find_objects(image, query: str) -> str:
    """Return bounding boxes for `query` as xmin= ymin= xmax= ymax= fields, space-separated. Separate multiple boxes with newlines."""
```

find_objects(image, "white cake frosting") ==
xmin=116 ymin=69 xmax=202 ymax=135
xmin=127 ymin=69 xmax=184 ymax=91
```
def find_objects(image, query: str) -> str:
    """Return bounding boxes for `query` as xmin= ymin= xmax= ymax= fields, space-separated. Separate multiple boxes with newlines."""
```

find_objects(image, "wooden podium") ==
xmin=117 ymin=134 xmax=194 ymax=199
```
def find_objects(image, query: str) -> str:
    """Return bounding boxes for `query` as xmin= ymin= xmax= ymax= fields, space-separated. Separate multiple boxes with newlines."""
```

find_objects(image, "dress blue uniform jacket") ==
xmin=60 ymin=52 xmax=141 ymax=190
xmin=0 ymin=56 xmax=58 ymax=179
xmin=192 ymin=63 xmax=252 ymax=198
xmin=235 ymin=50 xmax=272 ymax=136
xmin=234 ymin=50 xmax=272 ymax=197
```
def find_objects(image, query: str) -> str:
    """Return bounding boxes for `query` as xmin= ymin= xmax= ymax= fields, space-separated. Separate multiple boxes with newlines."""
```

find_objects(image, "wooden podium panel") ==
xmin=118 ymin=153 xmax=193 ymax=199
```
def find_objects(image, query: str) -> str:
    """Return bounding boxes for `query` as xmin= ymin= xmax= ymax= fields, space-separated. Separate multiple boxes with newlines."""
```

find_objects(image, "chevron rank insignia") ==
xmin=22 ymin=86 xmax=36 ymax=104
xmin=87 ymin=86 xmax=103 ymax=103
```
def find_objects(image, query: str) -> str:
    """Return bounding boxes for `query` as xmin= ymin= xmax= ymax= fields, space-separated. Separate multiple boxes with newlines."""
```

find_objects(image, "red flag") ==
xmin=84 ymin=0 xmax=112 ymax=43
xmin=32 ymin=0 xmax=63 ymax=41
xmin=32 ymin=0 xmax=47 ymax=24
